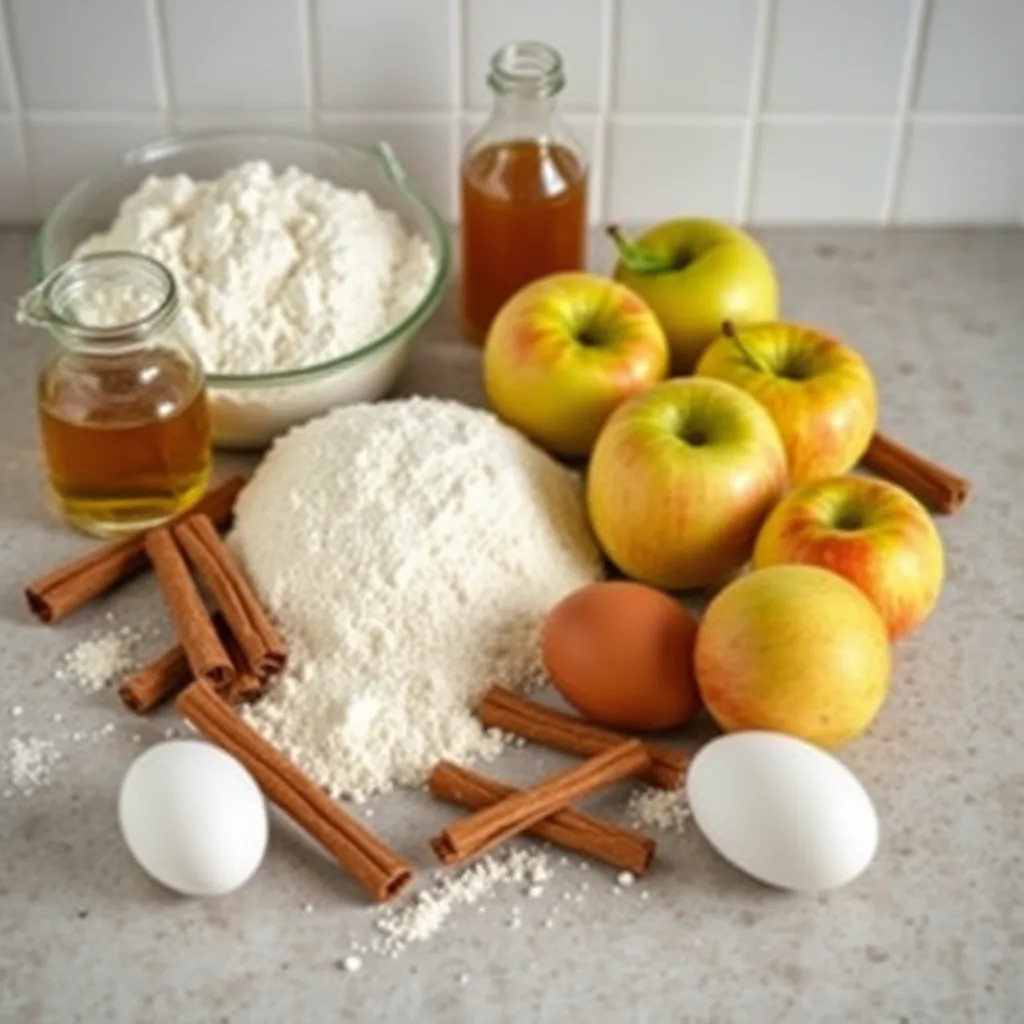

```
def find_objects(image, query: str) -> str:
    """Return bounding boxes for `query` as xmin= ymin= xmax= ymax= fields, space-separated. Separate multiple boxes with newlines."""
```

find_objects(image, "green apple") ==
xmin=608 ymin=219 xmax=779 ymax=373
xmin=587 ymin=377 xmax=788 ymax=590
xmin=695 ymin=321 xmax=877 ymax=484
xmin=483 ymin=272 xmax=670 ymax=458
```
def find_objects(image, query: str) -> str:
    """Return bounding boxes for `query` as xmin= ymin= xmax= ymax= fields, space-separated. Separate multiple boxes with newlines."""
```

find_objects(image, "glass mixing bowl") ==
xmin=34 ymin=131 xmax=452 ymax=449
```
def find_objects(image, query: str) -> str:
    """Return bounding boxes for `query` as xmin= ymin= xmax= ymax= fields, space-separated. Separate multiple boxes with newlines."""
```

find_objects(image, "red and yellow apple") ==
xmin=695 ymin=321 xmax=877 ymax=484
xmin=483 ymin=272 xmax=669 ymax=458
xmin=586 ymin=377 xmax=787 ymax=590
xmin=608 ymin=219 xmax=779 ymax=373
xmin=754 ymin=476 xmax=944 ymax=640
xmin=694 ymin=564 xmax=891 ymax=749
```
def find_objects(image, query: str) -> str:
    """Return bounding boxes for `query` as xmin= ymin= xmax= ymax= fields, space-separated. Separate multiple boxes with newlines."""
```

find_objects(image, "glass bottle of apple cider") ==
xmin=460 ymin=41 xmax=589 ymax=344
xmin=17 ymin=252 xmax=211 ymax=538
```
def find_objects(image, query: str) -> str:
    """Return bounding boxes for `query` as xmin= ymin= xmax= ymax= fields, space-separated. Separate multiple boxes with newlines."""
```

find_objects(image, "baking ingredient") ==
xmin=587 ymin=377 xmax=788 ymax=590
xmin=25 ymin=474 xmax=246 ymax=624
xmin=607 ymin=219 xmax=779 ymax=372
xmin=429 ymin=761 xmax=655 ymax=874
xmin=431 ymin=741 xmax=651 ymax=865
xmin=20 ymin=252 xmax=212 ymax=537
xmin=695 ymin=321 xmax=877 ymax=484
xmin=231 ymin=398 xmax=602 ymax=799
xmin=476 ymin=686 xmax=688 ymax=790
xmin=146 ymin=528 xmax=234 ymax=686
xmin=56 ymin=627 xmax=139 ymax=691
xmin=173 ymin=514 xmax=286 ymax=677
xmin=118 ymin=739 xmax=268 ymax=897
xmin=177 ymin=682 xmax=413 ymax=901
xmin=695 ymin=565 xmax=891 ymax=748
xmin=75 ymin=161 xmax=437 ymax=376
xmin=483 ymin=273 xmax=669 ymax=457
xmin=686 ymin=732 xmax=878 ymax=892
xmin=367 ymin=847 xmax=553 ymax=957
xmin=862 ymin=432 xmax=971 ymax=515
xmin=6 ymin=736 xmax=60 ymax=796
xmin=754 ymin=476 xmax=944 ymax=639
xmin=627 ymin=786 xmax=691 ymax=834
xmin=541 ymin=582 xmax=699 ymax=731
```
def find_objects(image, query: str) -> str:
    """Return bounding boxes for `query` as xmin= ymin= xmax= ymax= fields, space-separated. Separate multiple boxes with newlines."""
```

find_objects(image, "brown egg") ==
xmin=541 ymin=581 xmax=700 ymax=731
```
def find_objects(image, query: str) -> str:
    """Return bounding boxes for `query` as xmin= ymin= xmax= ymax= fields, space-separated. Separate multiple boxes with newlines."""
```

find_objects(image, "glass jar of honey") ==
xmin=17 ymin=252 xmax=212 ymax=538
xmin=460 ymin=41 xmax=589 ymax=344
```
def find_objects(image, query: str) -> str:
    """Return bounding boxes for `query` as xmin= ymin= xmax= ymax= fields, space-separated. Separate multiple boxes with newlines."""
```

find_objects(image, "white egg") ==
xmin=686 ymin=731 xmax=878 ymax=893
xmin=118 ymin=740 xmax=268 ymax=897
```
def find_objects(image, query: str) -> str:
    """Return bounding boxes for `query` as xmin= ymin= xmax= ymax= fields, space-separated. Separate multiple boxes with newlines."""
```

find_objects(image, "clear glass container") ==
xmin=17 ymin=252 xmax=212 ymax=537
xmin=460 ymin=41 xmax=589 ymax=344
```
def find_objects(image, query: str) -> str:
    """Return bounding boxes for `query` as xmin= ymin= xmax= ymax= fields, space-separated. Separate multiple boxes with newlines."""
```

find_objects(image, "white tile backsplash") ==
xmin=0 ymin=117 xmax=29 ymax=222
xmin=315 ymin=0 xmax=453 ymax=112
xmin=25 ymin=115 xmax=166 ymax=212
xmin=615 ymin=0 xmax=761 ymax=115
xmin=896 ymin=123 xmax=1024 ymax=223
xmin=916 ymin=0 xmax=1024 ymax=114
xmin=0 ymin=0 xmax=1022 ymax=225
xmin=608 ymin=121 xmax=746 ymax=222
xmin=7 ymin=0 xmax=158 ymax=112
xmin=161 ymin=0 xmax=306 ymax=110
xmin=766 ymin=0 xmax=915 ymax=114
xmin=319 ymin=115 xmax=456 ymax=219
xmin=751 ymin=122 xmax=895 ymax=223
xmin=464 ymin=0 xmax=603 ymax=111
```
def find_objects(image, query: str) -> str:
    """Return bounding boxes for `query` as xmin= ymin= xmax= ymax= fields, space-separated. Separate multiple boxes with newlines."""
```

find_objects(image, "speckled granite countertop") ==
xmin=1 ymin=228 xmax=1021 ymax=1024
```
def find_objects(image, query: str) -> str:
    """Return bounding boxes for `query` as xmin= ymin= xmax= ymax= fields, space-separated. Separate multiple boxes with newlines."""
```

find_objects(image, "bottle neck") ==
xmin=489 ymin=90 xmax=559 ymax=132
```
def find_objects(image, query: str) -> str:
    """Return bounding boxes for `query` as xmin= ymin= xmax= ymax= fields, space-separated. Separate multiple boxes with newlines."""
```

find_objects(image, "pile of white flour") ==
xmin=231 ymin=398 xmax=603 ymax=799
xmin=74 ymin=160 xmax=437 ymax=375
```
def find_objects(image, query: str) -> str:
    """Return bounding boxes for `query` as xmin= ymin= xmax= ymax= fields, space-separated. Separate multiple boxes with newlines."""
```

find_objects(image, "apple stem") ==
xmin=606 ymin=225 xmax=677 ymax=275
xmin=722 ymin=320 xmax=771 ymax=374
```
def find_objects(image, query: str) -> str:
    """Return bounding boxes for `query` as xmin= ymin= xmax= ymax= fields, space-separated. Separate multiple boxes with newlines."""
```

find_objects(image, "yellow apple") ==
xmin=694 ymin=564 xmax=891 ymax=749
xmin=608 ymin=219 xmax=779 ymax=373
xmin=586 ymin=377 xmax=787 ymax=590
xmin=695 ymin=321 xmax=877 ymax=484
xmin=754 ymin=476 xmax=944 ymax=640
xmin=483 ymin=272 xmax=670 ymax=458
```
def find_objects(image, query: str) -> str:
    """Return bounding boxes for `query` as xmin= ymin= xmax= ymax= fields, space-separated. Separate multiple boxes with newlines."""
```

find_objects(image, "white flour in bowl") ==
xmin=74 ymin=160 xmax=437 ymax=375
xmin=230 ymin=398 xmax=603 ymax=800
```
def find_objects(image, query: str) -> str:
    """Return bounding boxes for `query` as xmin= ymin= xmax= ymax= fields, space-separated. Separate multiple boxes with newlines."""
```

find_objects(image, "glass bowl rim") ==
xmin=33 ymin=129 xmax=453 ymax=389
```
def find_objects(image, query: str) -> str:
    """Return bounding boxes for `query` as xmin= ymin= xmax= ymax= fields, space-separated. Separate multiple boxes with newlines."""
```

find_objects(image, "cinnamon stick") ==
xmin=863 ymin=431 xmax=971 ymax=514
xmin=431 ymin=740 xmax=651 ymax=866
xmin=173 ymin=514 xmax=285 ymax=677
xmin=26 ymin=475 xmax=247 ymax=623
xmin=429 ymin=761 xmax=655 ymax=875
xmin=176 ymin=681 xmax=413 ymax=902
xmin=478 ymin=687 xmax=688 ymax=790
xmin=145 ymin=528 xmax=233 ymax=685
xmin=119 ymin=613 xmax=262 ymax=713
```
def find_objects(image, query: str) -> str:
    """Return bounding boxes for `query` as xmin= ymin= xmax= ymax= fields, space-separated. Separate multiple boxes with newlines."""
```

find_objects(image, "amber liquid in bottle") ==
xmin=460 ymin=140 xmax=587 ymax=344
xmin=38 ymin=351 xmax=211 ymax=537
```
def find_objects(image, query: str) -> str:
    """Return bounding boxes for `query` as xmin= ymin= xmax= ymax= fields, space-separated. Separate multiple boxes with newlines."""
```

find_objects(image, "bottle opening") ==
xmin=488 ymin=41 xmax=565 ymax=98
xmin=35 ymin=251 xmax=177 ymax=343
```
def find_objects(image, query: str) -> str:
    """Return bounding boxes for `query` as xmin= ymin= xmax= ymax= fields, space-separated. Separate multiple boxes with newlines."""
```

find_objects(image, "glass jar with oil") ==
xmin=17 ymin=252 xmax=212 ymax=538
xmin=460 ymin=41 xmax=589 ymax=344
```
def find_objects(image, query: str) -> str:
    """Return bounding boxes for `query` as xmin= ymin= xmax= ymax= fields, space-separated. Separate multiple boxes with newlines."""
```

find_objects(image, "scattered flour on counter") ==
xmin=56 ymin=627 xmax=139 ymax=692
xmin=74 ymin=161 xmax=437 ymax=375
xmin=6 ymin=737 xmax=60 ymax=796
xmin=367 ymin=849 xmax=553 ymax=957
xmin=231 ymin=398 xmax=603 ymax=799
xmin=627 ymin=786 xmax=691 ymax=834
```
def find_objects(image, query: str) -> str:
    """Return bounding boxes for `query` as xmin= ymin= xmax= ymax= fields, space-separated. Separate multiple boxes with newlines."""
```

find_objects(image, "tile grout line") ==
xmin=144 ymin=0 xmax=171 ymax=130
xmin=592 ymin=0 xmax=616 ymax=228
xmin=0 ymin=0 xmax=40 ymax=221
xmin=881 ymin=0 xmax=931 ymax=225
xmin=735 ymin=0 xmax=775 ymax=224
xmin=299 ymin=0 xmax=318 ymax=132
xmin=450 ymin=0 xmax=464 ymax=223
